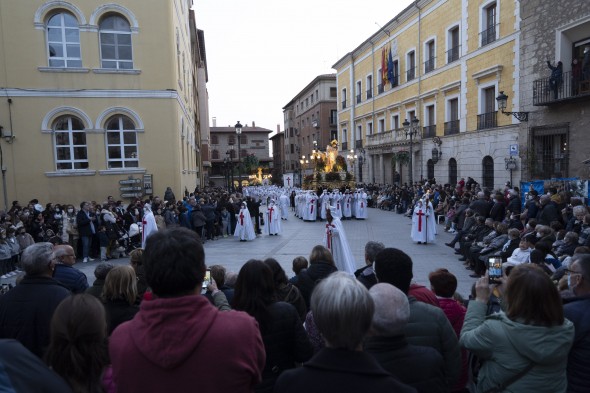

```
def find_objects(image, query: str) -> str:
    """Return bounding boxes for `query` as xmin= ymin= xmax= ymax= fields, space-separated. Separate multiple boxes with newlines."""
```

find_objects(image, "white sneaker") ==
xmin=83 ymin=257 xmax=88 ymax=263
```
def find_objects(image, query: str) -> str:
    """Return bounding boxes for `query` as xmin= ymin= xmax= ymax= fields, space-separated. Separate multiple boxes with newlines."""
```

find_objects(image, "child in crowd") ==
xmin=220 ymin=207 xmax=230 ymax=238
xmin=97 ymin=226 xmax=109 ymax=262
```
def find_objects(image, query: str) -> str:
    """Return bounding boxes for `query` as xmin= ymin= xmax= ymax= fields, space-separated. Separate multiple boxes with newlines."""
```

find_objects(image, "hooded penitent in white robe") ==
xmin=234 ymin=205 xmax=256 ymax=241
xmin=356 ymin=191 xmax=368 ymax=219
xmin=323 ymin=216 xmax=356 ymax=275
xmin=141 ymin=206 xmax=158 ymax=249
xmin=342 ymin=193 xmax=352 ymax=219
xmin=266 ymin=202 xmax=281 ymax=235
xmin=279 ymin=193 xmax=289 ymax=220
xmin=411 ymin=201 xmax=435 ymax=243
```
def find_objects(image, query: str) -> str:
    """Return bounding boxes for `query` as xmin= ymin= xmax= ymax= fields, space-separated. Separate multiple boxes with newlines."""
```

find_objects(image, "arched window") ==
xmin=427 ymin=159 xmax=434 ymax=180
xmin=99 ymin=14 xmax=133 ymax=69
xmin=46 ymin=12 xmax=81 ymax=67
xmin=482 ymin=156 xmax=494 ymax=189
xmin=448 ymin=158 xmax=457 ymax=185
xmin=105 ymin=115 xmax=138 ymax=168
xmin=211 ymin=150 xmax=219 ymax=160
xmin=53 ymin=115 xmax=88 ymax=170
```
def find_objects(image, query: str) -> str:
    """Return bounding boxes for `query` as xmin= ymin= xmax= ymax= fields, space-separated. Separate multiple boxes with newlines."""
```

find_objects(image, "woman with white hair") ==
xmin=274 ymin=272 xmax=415 ymax=393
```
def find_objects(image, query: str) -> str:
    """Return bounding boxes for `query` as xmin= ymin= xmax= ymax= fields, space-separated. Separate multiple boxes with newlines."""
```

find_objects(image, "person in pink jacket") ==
xmin=109 ymin=227 xmax=265 ymax=393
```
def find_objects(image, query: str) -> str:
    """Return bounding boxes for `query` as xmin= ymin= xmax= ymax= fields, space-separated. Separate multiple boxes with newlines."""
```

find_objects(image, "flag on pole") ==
xmin=388 ymin=47 xmax=395 ymax=87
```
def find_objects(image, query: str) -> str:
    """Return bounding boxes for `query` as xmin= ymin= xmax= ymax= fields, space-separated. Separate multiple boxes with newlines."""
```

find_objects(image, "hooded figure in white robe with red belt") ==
xmin=234 ymin=202 xmax=256 ymax=241
xmin=411 ymin=199 xmax=435 ymax=244
xmin=266 ymin=200 xmax=281 ymax=235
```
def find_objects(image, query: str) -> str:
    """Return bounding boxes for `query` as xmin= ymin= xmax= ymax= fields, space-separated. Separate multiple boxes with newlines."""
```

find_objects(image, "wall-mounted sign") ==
xmin=120 ymin=192 xmax=143 ymax=198
xmin=119 ymin=178 xmax=141 ymax=185
xmin=143 ymin=174 xmax=153 ymax=195
xmin=119 ymin=186 xmax=142 ymax=192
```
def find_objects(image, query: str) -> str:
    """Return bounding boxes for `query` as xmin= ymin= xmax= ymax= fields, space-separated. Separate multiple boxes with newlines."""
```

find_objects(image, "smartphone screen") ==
xmin=202 ymin=269 xmax=211 ymax=289
xmin=488 ymin=257 xmax=503 ymax=285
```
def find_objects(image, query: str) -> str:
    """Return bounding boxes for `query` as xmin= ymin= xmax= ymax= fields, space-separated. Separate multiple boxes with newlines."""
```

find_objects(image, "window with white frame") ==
xmin=53 ymin=116 xmax=88 ymax=170
xmin=424 ymin=39 xmax=436 ymax=73
xmin=99 ymin=14 xmax=133 ymax=69
xmin=481 ymin=2 xmax=497 ymax=46
xmin=445 ymin=97 xmax=460 ymax=135
xmin=105 ymin=115 xmax=139 ymax=168
xmin=342 ymin=88 xmax=347 ymax=109
xmin=366 ymin=75 xmax=373 ymax=99
xmin=424 ymin=104 xmax=436 ymax=137
xmin=392 ymin=114 xmax=399 ymax=130
xmin=406 ymin=51 xmax=416 ymax=81
xmin=378 ymin=118 xmax=385 ymax=133
xmin=377 ymin=68 xmax=384 ymax=93
xmin=46 ymin=12 xmax=81 ymax=68
xmin=367 ymin=122 xmax=373 ymax=136
xmin=356 ymin=81 xmax=362 ymax=103
xmin=447 ymin=25 xmax=460 ymax=63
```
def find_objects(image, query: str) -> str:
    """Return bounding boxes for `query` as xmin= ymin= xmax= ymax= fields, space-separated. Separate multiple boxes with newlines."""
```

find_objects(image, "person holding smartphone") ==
xmin=460 ymin=265 xmax=574 ymax=393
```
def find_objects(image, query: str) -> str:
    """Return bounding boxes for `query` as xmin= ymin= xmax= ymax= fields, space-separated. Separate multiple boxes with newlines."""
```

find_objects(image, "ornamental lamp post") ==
xmin=496 ymin=91 xmax=529 ymax=122
xmin=235 ymin=121 xmax=243 ymax=189
xmin=403 ymin=117 xmax=420 ymax=186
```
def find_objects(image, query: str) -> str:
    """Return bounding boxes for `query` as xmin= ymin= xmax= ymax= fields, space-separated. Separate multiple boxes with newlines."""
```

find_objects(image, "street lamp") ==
xmin=505 ymin=157 xmax=517 ymax=186
xmin=347 ymin=149 xmax=358 ymax=180
xmin=403 ymin=117 xmax=420 ymax=186
xmin=496 ymin=91 xmax=529 ymax=122
xmin=235 ymin=121 xmax=243 ymax=189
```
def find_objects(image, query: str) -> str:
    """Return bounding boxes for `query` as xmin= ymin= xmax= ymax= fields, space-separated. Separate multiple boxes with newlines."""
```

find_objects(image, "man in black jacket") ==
xmin=246 ymin=196 xmax=262 ymax=235
xmin=537 ymin=194 xmax=561 ymax=226
xmin=0 ymin=242 xmax=70 ymax=358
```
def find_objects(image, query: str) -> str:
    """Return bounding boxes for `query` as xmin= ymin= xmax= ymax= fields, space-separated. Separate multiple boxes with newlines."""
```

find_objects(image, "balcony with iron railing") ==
xmin=533 ymin=70 xmax=590 ymax=105
xmin=444 ymin=119 xmax=460 ymax=135
xmin=477 ymin=111 xmax=497 ymax=130
xmin=424 ymin=58 xmax=435 ymax=74
xmin=447 ymin=45 xmax=460 ymax=63
xmin=378 ymin=83 xmax=384 ymax=94
xmin=356 ymin=94 xmax=362 ymax=104
xmin=342 ymin=99 xmax=347 ymax=109
xmin=407 ymin=67 xmax=416 ymax=82
xmin=422 ymin=125 xmax=436 ymax=138
xmin=480 ymin=24 xmax=497 ymax=47
xmin=355 ymin=139 xmax=363 ymax=149
xmin=341 ymin=141 xmax=348 ymax=150
xmin=366 ymin=88 xmax=373 ymax=100
xmin=366 ymin=128 xmax=422 ymax=147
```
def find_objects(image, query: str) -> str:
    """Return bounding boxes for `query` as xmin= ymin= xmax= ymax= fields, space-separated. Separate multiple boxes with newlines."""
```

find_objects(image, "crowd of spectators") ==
xmin=0 ymin=178 xmax=588 ymax=392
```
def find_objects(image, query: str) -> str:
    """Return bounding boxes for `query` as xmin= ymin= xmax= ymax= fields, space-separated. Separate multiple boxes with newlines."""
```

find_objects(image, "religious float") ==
xmin=301 ymin=140 xmax=355 ymax=190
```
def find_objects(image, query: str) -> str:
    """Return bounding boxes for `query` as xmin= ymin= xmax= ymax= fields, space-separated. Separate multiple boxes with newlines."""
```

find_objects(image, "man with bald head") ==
xmin=53 ymin=244 xmax=89 ymax=293
xmin=365 ymin=283 xmax=447 ymax=393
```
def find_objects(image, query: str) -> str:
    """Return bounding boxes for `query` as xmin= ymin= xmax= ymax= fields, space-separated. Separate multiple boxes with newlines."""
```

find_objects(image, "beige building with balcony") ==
xmin=333 ymin=0 xmax=522 ymax=189
xmin=0 ymin=0 xmax=208 ymax=207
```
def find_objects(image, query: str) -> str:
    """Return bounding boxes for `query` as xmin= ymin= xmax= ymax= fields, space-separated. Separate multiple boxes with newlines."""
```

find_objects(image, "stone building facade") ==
xmin=519 ymin=0 xmax=590 ymax=181
xmin=333 ymin=0 xmax=522 ymax=189
xmin=208 ymin=123 xmax=272 ymax=188
xmin=282 ymin=74 xmax=338 ymax=179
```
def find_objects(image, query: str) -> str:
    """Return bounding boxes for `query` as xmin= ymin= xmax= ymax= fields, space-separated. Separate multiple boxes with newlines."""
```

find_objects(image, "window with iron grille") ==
xmin=530 ymin=125 xmax=569 ymax=179
xmin=482 ymin=156 xmax=494 ymax=189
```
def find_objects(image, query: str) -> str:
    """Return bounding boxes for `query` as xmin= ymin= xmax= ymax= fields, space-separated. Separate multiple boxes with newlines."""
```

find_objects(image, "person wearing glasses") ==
xmin=53 ymin=245 xmax=89 ymax=294
xmin=562 ymin=253 xmax=590 ymax=393
xmin=0 ymin=242 xmax=70 ymax=358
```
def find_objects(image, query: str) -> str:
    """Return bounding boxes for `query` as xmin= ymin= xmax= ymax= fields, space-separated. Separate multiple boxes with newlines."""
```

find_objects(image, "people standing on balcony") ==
xmin=547 ymin=60 xmax=563 ymax=100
